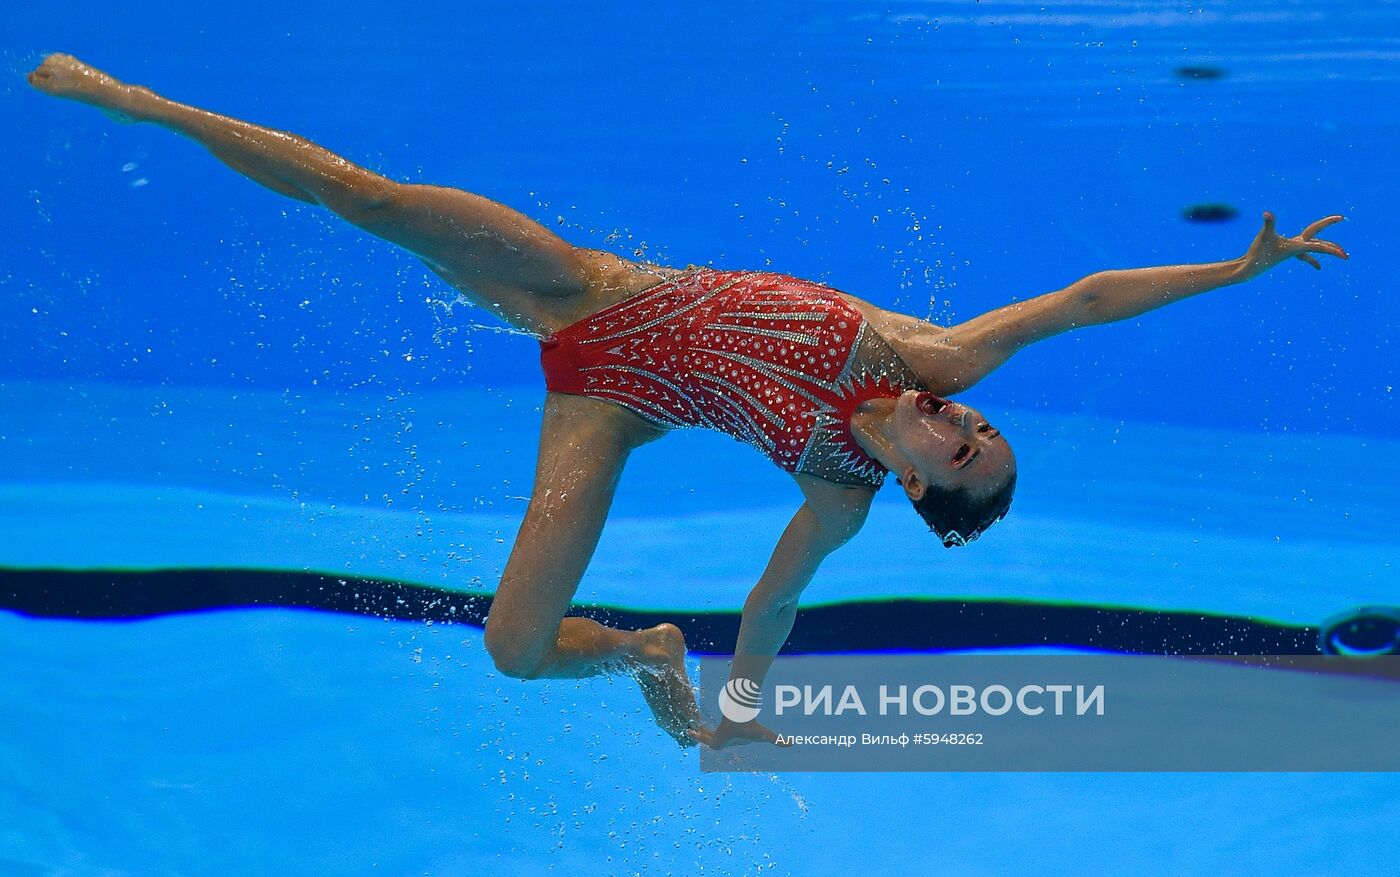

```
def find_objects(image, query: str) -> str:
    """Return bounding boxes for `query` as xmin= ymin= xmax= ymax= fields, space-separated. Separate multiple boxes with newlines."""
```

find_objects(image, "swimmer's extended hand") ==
xmin=687 ymin=717 xmax=792 ymax=750
xmin=1238 ymin=212 xmax=1348 ymax=278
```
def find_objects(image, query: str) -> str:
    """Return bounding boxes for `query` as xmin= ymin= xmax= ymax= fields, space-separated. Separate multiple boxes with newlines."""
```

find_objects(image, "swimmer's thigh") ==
xmin=347 ymin=182 xmax=653 ymax=334
xmin=482 ymin=393 xmax=639 ymax=673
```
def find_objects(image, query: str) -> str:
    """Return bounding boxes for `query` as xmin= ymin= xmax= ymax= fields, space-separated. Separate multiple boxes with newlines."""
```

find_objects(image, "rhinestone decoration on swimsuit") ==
xmin=540 ymin=269 xmax=926 ymax=488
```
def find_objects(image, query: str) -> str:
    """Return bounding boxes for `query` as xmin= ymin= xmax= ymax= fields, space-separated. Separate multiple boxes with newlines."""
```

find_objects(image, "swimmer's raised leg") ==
xmin=26 ymin=53 xmax=658 ymax=335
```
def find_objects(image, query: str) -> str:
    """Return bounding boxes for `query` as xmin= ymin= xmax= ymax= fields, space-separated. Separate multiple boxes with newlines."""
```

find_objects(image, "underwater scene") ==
xmin=3 ymin=1 xmax=1397 ymax=874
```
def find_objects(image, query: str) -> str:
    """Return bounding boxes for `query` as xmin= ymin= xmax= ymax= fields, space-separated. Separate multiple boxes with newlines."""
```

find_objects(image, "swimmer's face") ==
xmin=892 ymin=391 xmax=1016 ymax=501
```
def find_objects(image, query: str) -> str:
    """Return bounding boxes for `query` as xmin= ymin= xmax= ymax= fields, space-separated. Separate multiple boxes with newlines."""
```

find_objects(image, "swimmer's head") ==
xmin=891 ymin=391 xmax=1016 ymax=547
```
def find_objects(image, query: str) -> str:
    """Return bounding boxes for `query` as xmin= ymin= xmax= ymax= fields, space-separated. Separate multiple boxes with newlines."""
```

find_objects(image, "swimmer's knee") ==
xmin=321 ymin=177 xmax=399 ymax=226
xmin=490 ymin=648 xmax=544 ymax=680
xmin=483 ymin=618 xmax=545 ymax=680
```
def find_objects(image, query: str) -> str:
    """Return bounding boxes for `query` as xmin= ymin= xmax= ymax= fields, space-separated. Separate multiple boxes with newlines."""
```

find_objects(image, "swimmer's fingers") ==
xmin=1284 ymin=216 xmax=1347 ymax=271
xmin=687 ymin=718 xmax=789 ymax=750
xmin=1300 ymin=214 xmax=1344 ymax=240
xmin=1304 ymin=238 xmax=1348 ymax=259
xmin=686 ymin=726 xmax=723 ymax=748
xmin=1241 ymin=212 xmax=1345 ymax=278
xmin=1290 ymin=237 xmax=1348 ymax=266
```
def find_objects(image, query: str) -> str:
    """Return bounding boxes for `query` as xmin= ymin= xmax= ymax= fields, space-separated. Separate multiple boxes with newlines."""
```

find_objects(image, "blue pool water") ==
xmin=3 ymin=1 xmax=1398 ymax=874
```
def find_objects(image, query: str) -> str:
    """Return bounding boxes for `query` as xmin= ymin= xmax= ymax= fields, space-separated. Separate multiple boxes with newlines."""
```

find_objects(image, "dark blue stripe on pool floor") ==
xmin=0 ymin=566 xmax=1322 ymax=656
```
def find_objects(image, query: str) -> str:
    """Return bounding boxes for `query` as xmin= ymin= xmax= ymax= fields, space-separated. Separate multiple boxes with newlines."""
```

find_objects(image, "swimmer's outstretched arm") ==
xmin=688 ymin=476 xmax=872 ymax=749
xmin=884 ymin=213 xmax=1349 ymax=394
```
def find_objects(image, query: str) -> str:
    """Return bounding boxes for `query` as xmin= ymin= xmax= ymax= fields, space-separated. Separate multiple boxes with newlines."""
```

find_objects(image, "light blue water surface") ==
xmin=3 ymin=1 xmax=1398 ymax=874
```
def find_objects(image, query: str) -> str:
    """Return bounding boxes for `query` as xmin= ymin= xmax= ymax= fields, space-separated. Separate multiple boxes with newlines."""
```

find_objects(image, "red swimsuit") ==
xmin=540 ymin=268 xmax=925 ymax=487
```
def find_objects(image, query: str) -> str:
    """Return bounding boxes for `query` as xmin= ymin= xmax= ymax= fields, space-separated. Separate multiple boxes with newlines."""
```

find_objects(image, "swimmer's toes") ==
xmin=26 ymin=64 xmax=52 ymax=91
xmin=27 ymin=54 xmax=70 ymax=92
xmin=27 ymin=54 xmax=116 ymax=101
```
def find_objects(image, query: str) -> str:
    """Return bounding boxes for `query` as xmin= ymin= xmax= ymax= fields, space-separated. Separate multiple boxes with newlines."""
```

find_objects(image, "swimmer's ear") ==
xmin=900 ymin=468 xmax=926 ymax=502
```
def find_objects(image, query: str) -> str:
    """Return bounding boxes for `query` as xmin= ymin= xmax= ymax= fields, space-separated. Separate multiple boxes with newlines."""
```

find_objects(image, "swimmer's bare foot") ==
xmin=27 ymin=54 xmax=148 ymax=122
xmin=630 ymin=623 xmax=703 ymax=748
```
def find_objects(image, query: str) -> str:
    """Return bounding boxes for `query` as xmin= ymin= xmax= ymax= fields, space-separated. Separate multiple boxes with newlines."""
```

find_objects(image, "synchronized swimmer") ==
xmin=28 ymin=54 xmax=1349 ymax=748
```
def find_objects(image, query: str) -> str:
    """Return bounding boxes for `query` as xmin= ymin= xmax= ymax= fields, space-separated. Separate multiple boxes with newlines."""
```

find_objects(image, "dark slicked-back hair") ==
xmin=911 ymin=470 xmax=1017 ymax=547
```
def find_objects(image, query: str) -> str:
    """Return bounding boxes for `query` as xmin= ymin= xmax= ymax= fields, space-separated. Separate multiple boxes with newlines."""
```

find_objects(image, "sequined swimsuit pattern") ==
xmin=540 ymin=269 xmax=926 ymax=487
